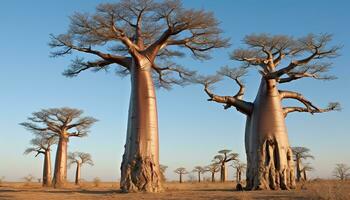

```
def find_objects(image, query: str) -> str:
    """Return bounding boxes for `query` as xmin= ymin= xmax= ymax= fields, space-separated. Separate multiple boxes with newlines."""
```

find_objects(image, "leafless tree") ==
xmin=300 ymin=163 xmax=314 ymax=181
xmin=213 ymin=149 xmax=238 ymax=182
xmin=174 ymin=167 xmax=188 ymax=183
xmin=159 ymin=164 xmax=168 ymax=182
xmin=205 ymin=163 xmax=220 ymax=182
xmin=68 ymin=152 xmax=94 ymax=185
xmin=49 ymin=0 xmax=228 ymax=193
xmin=230 ymin=160 xmax=246 ymax=184
xmin=24 ymin=134 xmax=57 ymax=187
xmin=195 ymin=33 xmax=340 ymax=190
xmin=23 ymin=174 xmax=35 ymax=186
xmin=20 ymin=107 xmax=97 ymax=188
xmin=292 ymin=147 xmax=314 ymax=182
xmin=192 ymin=166 xmax=205 ymax=183
xmin=333 ymin=163 xmax=350 ymax=181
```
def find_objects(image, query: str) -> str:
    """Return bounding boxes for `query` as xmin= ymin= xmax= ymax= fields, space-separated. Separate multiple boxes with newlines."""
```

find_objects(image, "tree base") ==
xmin=120 ymin=156 xmax=162 ymax=193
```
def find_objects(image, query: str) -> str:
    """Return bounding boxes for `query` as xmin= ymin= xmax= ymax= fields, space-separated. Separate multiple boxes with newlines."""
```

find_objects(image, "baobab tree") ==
xmin=213 ymin=150 xmax=239 ymax=182
xmin=205 ymin=163 xmax=220 ymax=182
xmin=196 ymin=34 xmax=340 ymax=190
xmin=20 ymin=107 xmax=97 ymax=188
xmin=174 ymin=167 xmax=188 ymax=183
xmin=292 ymin=147 xmax=314 ymax=182
xmin=192 ymin=166 xmax=205 ymax=183
xmin=333 ymin=163 xmax=350 ymax=181
xmin=49 ymin=0 xmax=228 ymax=193
xmin=23 ymin=135 xmax=57 ymax=187
xmin=231 ymin=160 xmax=246 ymax=183
xmin=68 ymin=152 xmax=94 ymax=185
xmin=300 ymin=163 xmax=314 ymax=181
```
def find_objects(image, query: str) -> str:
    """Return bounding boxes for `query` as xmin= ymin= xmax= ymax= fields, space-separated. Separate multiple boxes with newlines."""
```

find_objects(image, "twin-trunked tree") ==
xmin=196 ymin=34 xmax=340 ymax=190
xmin=49 ymin=0 xmax=228 ymax=192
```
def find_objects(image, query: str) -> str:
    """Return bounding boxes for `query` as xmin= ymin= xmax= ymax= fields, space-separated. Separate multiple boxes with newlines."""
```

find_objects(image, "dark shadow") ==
xmin=45 ymin=189 xmax=123 ymax=195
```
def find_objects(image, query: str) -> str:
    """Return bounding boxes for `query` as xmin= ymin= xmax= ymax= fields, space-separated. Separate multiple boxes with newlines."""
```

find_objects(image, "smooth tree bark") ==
xmin=333 ymin=163 xmax=350 ymax=180
xmin=174 ymin=167 xmax=188 ymax=183
xmin=192 ymin=166 xmax=205 ymax=183
xmin=206 ymin=163 xmax=220 ymax=182
xmin=196 ymin=34 xmax=340 ymax=190
xmin=291 ymin=147 xmax=314 ymax=182
xmin=23 ymin=135 xmax=57 ymax=187
xmin=49 ymin=0 xmax=228 ymax=193
xmin=68 ymin=152 xmax=94 ymax=185
xmin=21 ymin=108 xmax=97 ymax=188
xmin=231 ymin=161 xmax=246 ymax=183
xmin=213 ymin=150 xmax=238 ymax=182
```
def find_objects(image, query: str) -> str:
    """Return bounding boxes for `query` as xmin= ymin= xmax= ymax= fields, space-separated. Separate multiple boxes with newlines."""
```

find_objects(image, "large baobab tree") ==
xmin=196 ymin=34 xmax=340 ymax=190
xmin=333 ymin=163 xmax=350 ymax=181
xmin=231 ymin=160 xmax=246 ymax=184
xmin=68 ymin=152 xmax=94 ymax=185
xmin=292 ymin=147 xmax=314 ymax=182
xmin=174 ymin=167 xmax=188 ymax=183
xmin=20 ymin=108 xmax=97 ymax=188
xmin=213 ymin=150 xmax=238 ymax=182
xmin=49 ymin=0 xmax=228 ymax=193
xmin=192 ymin=166 xmax=205 ymax=183
xmin=206 ymin=163 xmax=220 ymax=182
xmin=24 ymin=135 xmax=57 ymax=187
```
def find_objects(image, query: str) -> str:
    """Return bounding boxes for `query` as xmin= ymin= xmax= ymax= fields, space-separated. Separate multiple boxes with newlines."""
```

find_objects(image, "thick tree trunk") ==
xmin=220 ymin=164 xmax=227 ymax=182
xmin=179 ymin=174 xmax=183 ymax=183
xmin=245 ymin=79 xmax=296 ymax=190
xmin=42 ymin=151 xmax=52 ymax=187
xmin=198 ymin=172 xmax=201 ymax=183
xmin=52 ymin=137 xmax=68 ymax=188
xmin=296 ymin=158 xmax=302 ymax=182
xmin=120 ymin=59 xmax=162 ymax=193
xmin=75 ymin=163 xmax=81 ymax=185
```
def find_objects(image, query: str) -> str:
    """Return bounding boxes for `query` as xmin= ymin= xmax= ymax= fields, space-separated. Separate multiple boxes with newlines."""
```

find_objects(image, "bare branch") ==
xmin=283 ymin=102 xmax=341 ymax=117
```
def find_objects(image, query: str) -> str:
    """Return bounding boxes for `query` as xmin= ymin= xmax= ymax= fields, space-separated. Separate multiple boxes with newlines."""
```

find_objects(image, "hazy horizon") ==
xmin=1 ymin=0 xmax=350 ymax=182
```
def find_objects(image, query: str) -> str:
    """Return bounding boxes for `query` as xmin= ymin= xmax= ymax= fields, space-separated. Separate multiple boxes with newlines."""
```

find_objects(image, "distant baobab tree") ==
xmin=20 ymin=107 xmax=97 ymax=188
xmin=300 ymin=163 xmax=314 ymax=181
xmin=206 ymin=163 xmax=220 ymax=182
xmin=213 ymin=150 xmax=238 ymax=182
xmin=230 ymin=160 xmax=246 ymax=183
xmin=49 ymin=0 xmax=228 ymax=193
xmin=159 ymin=165 xmax=168 ymax=182
xmin=68 ymin=152 xmax=94 ymax=185
xmin=292 ymin=147 xmax=314 ymax=182
xmin=174 ymin=167 xmax=188 ymax=183
xmin=196 ymin=34 xmax=340 ymax=190
xmin=192 ymin=166 xmax=205 ymax=183
xmin=23 ymin=135 xmax=57 ymax=187
xmin=333 ymin=163 xmax=350 ymax=181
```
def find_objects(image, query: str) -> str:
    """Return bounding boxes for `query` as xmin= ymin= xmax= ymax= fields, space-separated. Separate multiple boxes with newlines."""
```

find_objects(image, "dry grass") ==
xmin=0 ymin=180 xmax=349 ymax=200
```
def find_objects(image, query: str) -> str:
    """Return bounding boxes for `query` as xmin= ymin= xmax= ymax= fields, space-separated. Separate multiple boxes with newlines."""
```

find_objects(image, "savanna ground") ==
xmin=0 ymin=180 xmax=349 ymax=200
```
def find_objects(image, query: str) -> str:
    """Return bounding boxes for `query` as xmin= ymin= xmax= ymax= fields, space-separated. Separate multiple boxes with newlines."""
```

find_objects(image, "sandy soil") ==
xmin=0 ymin=181 xmax=349 ymax=200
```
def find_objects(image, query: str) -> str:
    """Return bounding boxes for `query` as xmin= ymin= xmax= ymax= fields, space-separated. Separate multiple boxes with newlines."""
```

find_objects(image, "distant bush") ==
xmin=93 ymin=177 xmax=101 ymax=187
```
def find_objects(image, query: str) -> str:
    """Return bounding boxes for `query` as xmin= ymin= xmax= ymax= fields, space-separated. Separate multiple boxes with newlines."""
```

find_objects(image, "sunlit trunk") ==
xmin=75 ymin=163 xmax=81 ymax=185
xmin=245 ymin=79 xmax=295 ymax=190
xmin=220 ymin=164 xmax=227 ymax=182
xmin=120 ymin=58 xmax=162 ymax=192
xmin=52 ymin=136 xmax=68 ymax=188
xmin=42 ymin=151 xmax=51 ymax=187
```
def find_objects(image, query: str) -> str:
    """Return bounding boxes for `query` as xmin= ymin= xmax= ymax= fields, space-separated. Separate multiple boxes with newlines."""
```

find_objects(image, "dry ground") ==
xmin=0 ymin=180 xmax=349 ymax=200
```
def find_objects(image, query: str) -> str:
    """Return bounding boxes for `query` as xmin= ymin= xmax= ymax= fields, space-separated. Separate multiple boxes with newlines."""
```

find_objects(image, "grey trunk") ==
xmin=296 ymin=158 xmax=302 ymax=182
xmin=75 ymin=163 xmax=81 ymax=185
xmin=120 ymin=59 xmax=162 ymax=192
xmin=52 ymin=137 xmax=68 ymax=188
xmin=245 ymin=79 xmax=296 ymax=190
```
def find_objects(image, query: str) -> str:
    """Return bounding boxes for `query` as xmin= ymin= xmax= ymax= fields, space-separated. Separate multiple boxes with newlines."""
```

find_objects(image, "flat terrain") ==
xmin=0 ymin=180 xmax=349 ymax=200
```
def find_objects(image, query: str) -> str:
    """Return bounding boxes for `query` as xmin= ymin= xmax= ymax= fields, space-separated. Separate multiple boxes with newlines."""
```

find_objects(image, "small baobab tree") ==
xmin=23 ymin=174 xmax=35 ymax=186
xmin=192 ymin=166 xmax=205 ymax=183
xmin=196 ymin=34 xmax=340 ymax=190
xmin=20 ymin=107 xmax=97 ymax=188
xmin=174 ymin=167 xmax=188 ymax=183
xmin=159 ymin=165 xmax=168 ymax=182
xmin=24 ymin=135 xmax=57 ymax=187
xmin=230 ymin=160 xmax=246 ymax=184
xmin=68 ymin=152 xmax=94 ymax=185
xmin=49 ymin=0 xmax=228 ymax=193
xmin=213 ymin=150 xmax=238 ymax=182
xmin=333 ymin=163 xmax=350 ymax=181
xmin=206 ymin=163 xmax=220 ymax=182
xmin=300 ymin=163 xmax=314 ymax=181
xmin=292 ymin=147 xmax=314 ymax=182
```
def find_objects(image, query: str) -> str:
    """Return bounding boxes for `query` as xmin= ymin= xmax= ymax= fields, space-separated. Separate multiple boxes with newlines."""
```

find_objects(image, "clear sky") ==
xmin=0 ymin=0 xmax=349 ymax=182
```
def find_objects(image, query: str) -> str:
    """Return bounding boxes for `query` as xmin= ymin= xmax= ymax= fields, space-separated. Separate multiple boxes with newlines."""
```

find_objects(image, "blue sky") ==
xmin=0 ymin=0 xmax=349 ymax=182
